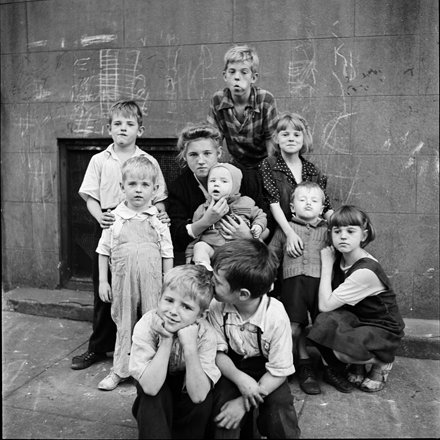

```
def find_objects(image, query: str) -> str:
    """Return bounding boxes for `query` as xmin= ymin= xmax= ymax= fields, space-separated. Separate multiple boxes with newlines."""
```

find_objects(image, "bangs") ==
xmin=329 ymin=206 xmax=365 ymax=229
xmin=276 ymin=115 xmax=304 ymax=133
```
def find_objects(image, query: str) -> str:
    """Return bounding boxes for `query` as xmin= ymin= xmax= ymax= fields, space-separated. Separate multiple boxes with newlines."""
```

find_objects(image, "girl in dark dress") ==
xmin=308 ymin=205 xmax=405 ymax=393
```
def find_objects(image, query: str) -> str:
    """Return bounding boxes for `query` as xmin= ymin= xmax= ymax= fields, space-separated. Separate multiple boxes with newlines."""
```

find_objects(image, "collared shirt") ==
xmin=96 ymin=202 xmax=173 ymax=258
xmin=129 ymin=310 xmax=221 ymax=388
xmin=208 ymin=295 xmax=294 ymax=377
xmin=259 ymin=154 xmax=332 ymax=214
xmin=269 ymin=216 xmax=328 ymax=279
xmin=207 ymin=86 xmax=278 ymax=168
xmin=79 ymin=144 xmax=167 ymax=210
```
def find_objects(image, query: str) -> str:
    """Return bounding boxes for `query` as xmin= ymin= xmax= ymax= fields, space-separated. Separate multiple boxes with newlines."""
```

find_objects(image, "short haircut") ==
xmin=108 ymin=100 xmax=143 ymax=126
xmin=176 ymin=122 xmax=222 ymax=167
xmin=224 ymin=45 xmax=259 ymax=73
xmin=291 ymin=181 xmax=325 ymax=204
xmin=270 ymin=112 xmax=313 ymax=156
xmin=211 ymin=239 xmax=279 ymax=298
xmin=161 ymin=264 xmax=214 ymax=312
xmin=328 ymin=205 xmax=376 ymax=248
xmin=121 ymin=156 xmax=158 ymax=184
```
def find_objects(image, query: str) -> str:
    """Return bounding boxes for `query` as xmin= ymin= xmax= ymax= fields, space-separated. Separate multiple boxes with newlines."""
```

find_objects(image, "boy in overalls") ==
xmin=207 ymin=239 xmax=301 ymax=439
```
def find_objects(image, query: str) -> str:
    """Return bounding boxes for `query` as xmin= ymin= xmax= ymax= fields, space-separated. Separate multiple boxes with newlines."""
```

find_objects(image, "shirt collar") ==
xmin=221 ymin=294 xmax=270 ymax=332
xmin=218 ymin=86 xmax=260 ymax=113
xmin=290 ymin=214 xmax=327 ymax=228
xmin=105 ymin=144 xmax=144 ymax=162
xmin=114 ymin=201 xmax=158 ymax=219
xmin=273 ymin=154 xmax=320 ymax=176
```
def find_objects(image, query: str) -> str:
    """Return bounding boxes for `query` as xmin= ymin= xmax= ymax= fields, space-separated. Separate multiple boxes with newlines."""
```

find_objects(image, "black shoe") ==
xmin=298 ymin=363 xmax=321 ymax=395
xmin=71 ymin=351 xmax=107 ymax=370
xmin=323 ymin=367 xmax=353 ymax=393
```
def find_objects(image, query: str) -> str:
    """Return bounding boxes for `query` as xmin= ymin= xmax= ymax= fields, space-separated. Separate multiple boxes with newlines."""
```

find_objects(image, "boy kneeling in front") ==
xmin=129 ymin=265 xmax=220 ymax=439
xmin=207 ymin=239 xmax=301 ymax=439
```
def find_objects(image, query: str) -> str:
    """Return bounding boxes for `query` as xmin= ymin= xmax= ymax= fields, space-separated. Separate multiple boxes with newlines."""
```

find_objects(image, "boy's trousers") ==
xmin=89 ymin=219 xmax=117 ymax=354
xmin=208 ymin=352 xmax=301 ymax=439
xmin=132 ymin=372 xmax=213 ymax=439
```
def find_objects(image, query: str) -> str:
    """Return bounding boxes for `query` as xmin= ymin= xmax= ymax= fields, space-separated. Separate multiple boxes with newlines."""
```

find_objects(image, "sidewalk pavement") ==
xmin=2 ymin=288 xmax=440 ymax=439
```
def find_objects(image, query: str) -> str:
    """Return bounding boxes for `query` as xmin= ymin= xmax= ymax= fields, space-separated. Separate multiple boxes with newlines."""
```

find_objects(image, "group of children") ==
xmin=72 ymin=45 xmax=405 ymax=439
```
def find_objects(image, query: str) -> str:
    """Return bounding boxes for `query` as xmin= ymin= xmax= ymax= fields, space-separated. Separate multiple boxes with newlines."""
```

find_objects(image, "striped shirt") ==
xmin=207 ymin=86 xmax=278 ymax=168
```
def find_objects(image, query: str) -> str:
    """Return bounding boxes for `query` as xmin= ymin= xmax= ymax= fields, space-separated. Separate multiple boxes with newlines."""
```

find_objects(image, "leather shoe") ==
xmin=323 ymin=367 xmax=353 ymax=393
xmin=71 ymin=351 xmax=107 ymax=370
xmin=298 ymin=363 xmax=321 ymax=395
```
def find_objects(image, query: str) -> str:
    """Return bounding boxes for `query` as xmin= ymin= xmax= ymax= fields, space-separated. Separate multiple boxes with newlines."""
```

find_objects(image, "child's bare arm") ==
xmin=178 ymin=323 xmax=211 ymax=403
xmin=162 ymin=258 xmax=173 ymax=274
xmin=257 ymin=371 xmax=288 ymax=397
xmin=216 ymin=351 xmax=267 ymax=411
xmin=98 ymin=254 xmax=112 ymax=303
xmin=86 ymin=197 xmax=115 ymax=229
xmin=137 ymin=314 xmax=174 ymax=395
xmin=270 ymin=202 xmax=303 ymax=257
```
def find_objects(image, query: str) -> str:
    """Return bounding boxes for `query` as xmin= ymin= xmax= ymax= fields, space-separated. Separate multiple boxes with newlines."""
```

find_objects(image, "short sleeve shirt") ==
xmin=129 ymin=310 xmax=221 ymax=387
xmin=208 ymin=295 xmax=295 ymax=377
xmin=259 ymin=154 xmax=332 ymax=214
xmin=207 ymin=86 xmax=278 ymax=167
xmin=79 ymin=144 xmax=167 ymax=210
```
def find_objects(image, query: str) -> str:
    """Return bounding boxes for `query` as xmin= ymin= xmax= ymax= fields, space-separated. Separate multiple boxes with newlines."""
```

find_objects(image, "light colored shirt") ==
xmin=96 ymin=202 xmax=173 ymax=258
xmin=79 ymin=144 xmax=167 ymax=210
xmin=208 ymin=294 xmax=295 ymax=377
xmin=332 ymin=255 xmax=386 ymax=306
xmin=129 ymin=310 xmax=221 ymax=388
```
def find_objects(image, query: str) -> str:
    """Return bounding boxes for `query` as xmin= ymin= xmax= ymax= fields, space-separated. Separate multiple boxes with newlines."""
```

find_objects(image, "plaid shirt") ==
xmin=207 ymin=86 xmax=278 ymax=168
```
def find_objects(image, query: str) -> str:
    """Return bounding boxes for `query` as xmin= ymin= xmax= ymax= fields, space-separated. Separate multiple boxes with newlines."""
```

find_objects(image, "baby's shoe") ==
xmin=98 ymin=371 xmax=129 ymax=391
xmin=346 ymin=364 xmax=367 ymax=387
xmin=360 ymin=362 xmax=393 ymax=393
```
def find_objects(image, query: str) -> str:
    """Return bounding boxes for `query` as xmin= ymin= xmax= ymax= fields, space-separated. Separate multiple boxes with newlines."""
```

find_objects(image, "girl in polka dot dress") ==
xmin=259 ymin=112 xmax=334 ymax=393
xmin=259 ymin=112 xmax=334 ymax=257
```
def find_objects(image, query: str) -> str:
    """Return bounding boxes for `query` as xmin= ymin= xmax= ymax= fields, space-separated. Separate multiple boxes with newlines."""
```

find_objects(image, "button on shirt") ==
xmin=208 ymin=295 xmax=295 ymax=377
xmin=96 ymin=202 xmax=173 ymax=258
xmin=129 ymin=310 xmax=221 ymax=387
xmin=79 ymin=144 xmax=167 ymax=210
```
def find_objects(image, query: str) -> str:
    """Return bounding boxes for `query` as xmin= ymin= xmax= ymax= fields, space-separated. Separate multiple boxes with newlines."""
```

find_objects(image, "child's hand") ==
xmin=320 ymin=245 xmax=336 ymax=266
xmin=236 ymin=374 xmax=268 ymax=411
xmin=250 ymin=224 xmax=263 ymax=239
xmin=204 ymin=197 xmax=229 ymax=225
xmin=151 ymin=312 xmax=174 ymax=339
xmin=285 ymin=229 xmax=304 ymax=257
xmin=99 ymin=210 xmax=115 ymax=229
xmin=177 ymin=323 xmax=199 ymax=350
xmin=219 ymin=215 xmax=252 ymax=240
xmin=98 ymin=282 xmax=112 ymax=303
xmin=214 ymin=397 xmax=247 ymax=430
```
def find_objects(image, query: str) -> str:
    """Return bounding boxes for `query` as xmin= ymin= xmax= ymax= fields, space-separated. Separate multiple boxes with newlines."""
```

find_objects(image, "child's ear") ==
xmin=362 ymin=229 xmax=369 ymax=243
xmin=238 ymin=288 xmax=251 ymax=301
xmin=290 ymin=203 xmax=296 ymax=214
xmin=137 ymin=125 xmax=145 ymax=137
xmin=251 ymin=71 xmax=258 ymax=83
xmin=120 ymin=181 xmax=125 ymax=192
xmin=152 ymin=184 xmax=159 ymax=195
xmin=222 ymin=71 xmax=227 ymax=82
xmin=107 ymin=123 xmax=112 ymax=135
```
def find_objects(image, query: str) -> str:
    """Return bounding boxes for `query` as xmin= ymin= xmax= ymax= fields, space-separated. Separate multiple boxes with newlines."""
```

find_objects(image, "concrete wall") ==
xmin=1 ymin=0 xmax=438 ymax=319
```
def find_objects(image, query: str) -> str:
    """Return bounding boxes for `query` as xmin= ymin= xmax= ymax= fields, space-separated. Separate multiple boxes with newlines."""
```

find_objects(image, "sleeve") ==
xmin=268 ymin=227 xmax=284 ymax=261
xmin=78 ymin=154 xmax=102 ymax=202
xmin=264 ymin=309 xmax=294 ymax=377
xmin=168 ymin=179 xmax=196 ymax=252
xmin=207 ymin=95 xmax=224 ymax=140
xmin=95 ymin=226 xmax=112 ymax=256
xmin=207 ymin=301 xmax=228 ymax=353
xmin=262 ymin=93 xmax=279 ymax=140
xmin=129 ymin=312 xmax=159 ymax=381
xmin=196 ymin=320 xmax=222 ymax=386
xmin=332 ymin=268 xmax=387 ymax=306
xmin=151 ymin=216 xmax=174 ymax=259
xmin=249 ymin=201 xmax=267 ymax=230
xmin=258 ymin=159 xmax=281 ymax=205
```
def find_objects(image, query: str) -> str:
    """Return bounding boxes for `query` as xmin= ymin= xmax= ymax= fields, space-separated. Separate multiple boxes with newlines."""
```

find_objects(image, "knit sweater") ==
xmin=269 ymin=217 xmax=328 ymax=279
